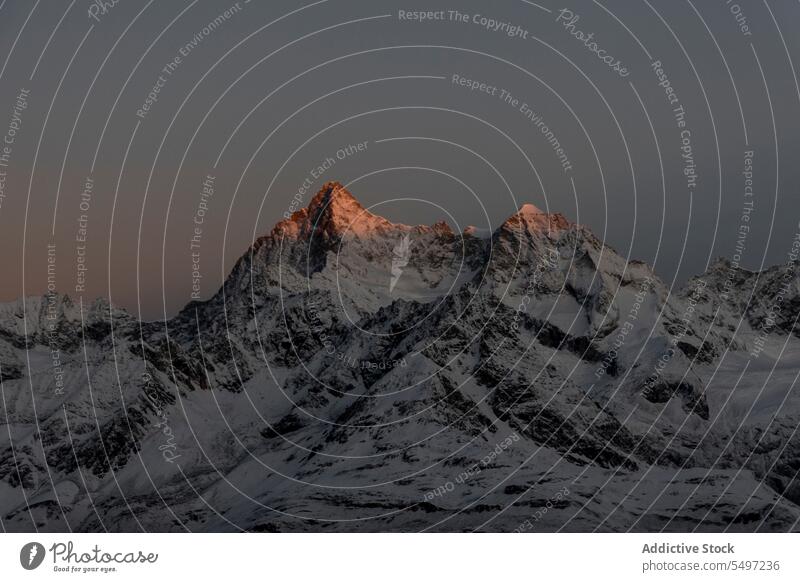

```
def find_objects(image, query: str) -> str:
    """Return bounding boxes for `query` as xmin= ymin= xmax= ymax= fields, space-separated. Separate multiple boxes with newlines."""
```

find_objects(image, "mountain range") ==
xmin=1 ymin=181 xmax=799 ymax=532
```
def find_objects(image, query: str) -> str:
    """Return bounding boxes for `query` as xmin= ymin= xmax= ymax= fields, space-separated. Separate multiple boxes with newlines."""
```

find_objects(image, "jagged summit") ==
xmin=518 ymin=202 xmax=544 ymax=215
xmin=304 ymin=181 xmax=393 ymax=238
xmin=273 ymin=181 xmax=568 ymax=243
xmin=501 ymin=201 xmax=571 ymax=238
xmin=306 ymin=181 xmax=364 ymax=217
xmin=273 ymin=182 xmax=393 ymax=240
xmin=430 ymin=220 xmax=454 ymax=236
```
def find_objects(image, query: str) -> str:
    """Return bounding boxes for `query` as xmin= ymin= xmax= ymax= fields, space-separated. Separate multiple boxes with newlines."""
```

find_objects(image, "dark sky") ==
xmin=0 ymin=0 xmax=798 ymax=319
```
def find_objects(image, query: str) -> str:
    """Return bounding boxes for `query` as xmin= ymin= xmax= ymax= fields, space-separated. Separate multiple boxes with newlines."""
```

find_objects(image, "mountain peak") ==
xmin=518 ymin=202 xmax=544 ymax=215
xmin=307 ymin=181 xmax=361 ymax=214
xmin=271 ymin=182 xmax=570 ymax=245
xmin=501 ymin=202 xmax=571 ymax=238
xmin=307 ymin=182 xmax=392 ymax=237
xmin=272 ymin=182 xmax=393 ymax=241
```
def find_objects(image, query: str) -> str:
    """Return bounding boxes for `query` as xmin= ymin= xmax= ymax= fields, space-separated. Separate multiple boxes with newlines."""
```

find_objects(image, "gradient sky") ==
xmin=0 ymin=0 xmax=798 ymax=319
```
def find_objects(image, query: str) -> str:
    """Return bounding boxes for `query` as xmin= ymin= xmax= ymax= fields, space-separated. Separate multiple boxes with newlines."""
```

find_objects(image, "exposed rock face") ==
xmin=1 ymin=181 xmax=799 ymax=532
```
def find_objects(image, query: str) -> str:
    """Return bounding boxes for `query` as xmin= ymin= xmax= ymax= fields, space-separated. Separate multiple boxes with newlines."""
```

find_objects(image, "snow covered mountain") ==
xmin=2 ymin=181 xmax=799 ymax=532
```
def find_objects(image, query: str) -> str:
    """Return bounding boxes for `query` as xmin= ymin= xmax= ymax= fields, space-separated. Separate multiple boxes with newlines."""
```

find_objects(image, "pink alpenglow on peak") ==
xmin=502 ymin=201 xmax=571 ymax=238
xmin=271 ymin=181 xmax=571 ymax=243
xmin=273 ymin=182 xmax=394 ymax=240
xmin=517 ymin=202 xmax=544 ymax=215
xmin=304 ymin=181 xmax=393 ymax=238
